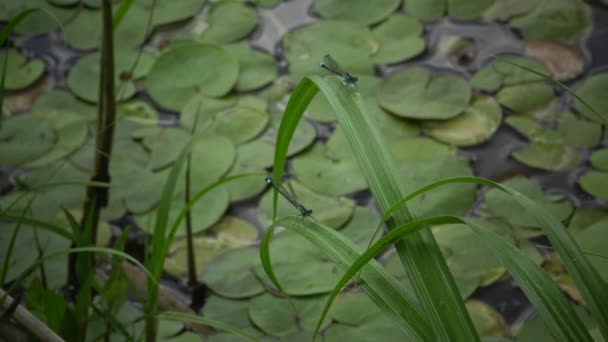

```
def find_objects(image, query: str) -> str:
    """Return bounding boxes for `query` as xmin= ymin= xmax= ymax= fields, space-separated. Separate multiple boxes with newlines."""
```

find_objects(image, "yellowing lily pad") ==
xmin=425 ymin=96 xmax=502 ymax=146
xmin=378 ymin=67 xmax=471 ymax=120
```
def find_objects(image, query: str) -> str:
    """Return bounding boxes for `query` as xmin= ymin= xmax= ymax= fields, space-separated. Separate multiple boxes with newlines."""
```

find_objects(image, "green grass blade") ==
xmin=307 ymin=76 xmax=478 ymax=341
xmin=381 ymin=176 xmax=608 ymax=340
xmin=260 ymin=216 xmax=432 ymax=342
xmin=269 ymin=77 xmax=318 ymax=221
xmin=158 ymin=311 xmax=262 ymax=342
xmin=494 ymin=56 xmax=607 ymax=123
xmin=112 ymin=0 xmax=135 ymax=30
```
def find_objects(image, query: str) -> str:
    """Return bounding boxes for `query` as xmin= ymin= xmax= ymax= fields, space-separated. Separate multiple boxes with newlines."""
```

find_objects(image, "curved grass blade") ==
xmin=380 ymin=176 xmax=608 ymax=340
xmin=260 ymin=216 xmax=432 ymax=342
xmin=494 ymin=56 xmax=607 ymax=123
xmin=158 ymin=311 xmax=262 ymax=342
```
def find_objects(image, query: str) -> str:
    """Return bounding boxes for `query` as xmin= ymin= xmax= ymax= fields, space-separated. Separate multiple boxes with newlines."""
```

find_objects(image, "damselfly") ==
xmin=265 ymin=177 xmax=313 ymax=218
xmin=320 ymin=54 xmax=358 ymax=87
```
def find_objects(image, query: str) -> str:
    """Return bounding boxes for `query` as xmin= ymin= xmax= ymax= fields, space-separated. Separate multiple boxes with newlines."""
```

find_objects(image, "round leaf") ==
xmin=312 ymin=0 xmax=401 ymax=25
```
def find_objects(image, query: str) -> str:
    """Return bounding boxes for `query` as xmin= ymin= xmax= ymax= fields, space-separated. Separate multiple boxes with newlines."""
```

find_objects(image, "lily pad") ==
xmin=525 ymin=41 xmax=584 ymax=82
xmin=292 ymin=145 xmax=368 ymax=197
xmin=312 ymin=0 xmax=401 ymax=25
xmin=0 ymin=50 xmax=45 ymax=90
xmin=24 ymin=111 xmax=88 ymax=167
xmin=323 ymin=314 xmax=409 ymax=342
xmin=119 ymin=100 xmax=159 ymax=125
xmin=568 ymin=208 xmax=608 ymax=234
xmin=590 ymin=149 xmax=608 ymax=171
xmin=0 ymin=0 xmax=72 ymax=35
xmin=201 ymin=247 xmax=265 ymax=299
xmin=339 ymin=206 xmax=382 ymax=250
xmin=573 ymin=218 xmax=608 ymax=281
xmin=574 ymin=73 xmax=608 ymax=123
xmin=183 ymin=134 xmax=236 ymax=190
xmin=470 ymin=56 xmax=549 ymax=92
xmin=579 ymin=171 xmax=608 ymax=200
xmin=0 ymin=114 xmax=56 ymax=166
xmin=145 ymin=43 xmax=238 ymax=111
xmin=196 ymin=2 xmax=258 ymax=44
xmin=264 ymin=111 xmax=316 ymax=157
xmin=518 ymin=305 xmax=603 ymax=342
xmin=378 ymin=67 xmax=471 ymax=120
xmin=371 ymin=14 xmax=425 ymax=64
xmin=226 ymin=140 xmax=274 ymax=201
xmin=404 ymin=0 xmax=494 ymax=20
xmin=512 ymin=142 xmax=582 ymax=171
xmin=180 ymin=95 xmax=237 ymax=132
xmin=482 ymin=0 xmax=542 ymax=21
xmin=282 ymin=20 xmax=377 ymax=81
xmin=391 ymin=137 xmax=476 ymax=218
xmin=32 ymin=90 xmax=96 ymax=118
xmin=202 ymin=296 xmax=259 ymax=335
xmin=225 ymin=43 xmax=277 ymax=92
xmin=258 ymin=180 xmax=355 ymax=229
xmin=496 ymin=82 xmax=555 ymax=113
xmin=425 ymin=96 xmax=502 ymax=146
xmin=509 ymin=0 xmax=591 ymax=42
xmin=67 ymin=50 xmax=155 ymax=103
xmin=139 ymin=0 xmax=203 ymax=26
xmin=248 ymin=294 xmax=331 ymax=336
xmin=466 ymin=300 xmax=509 ymax=338
xmin=140 ymin=127 xmax=191 ymax=170
xmin=206 ymin=102 xmax=270 ymax=145
xmin=482 ymin=176 xmax=573 ymax=227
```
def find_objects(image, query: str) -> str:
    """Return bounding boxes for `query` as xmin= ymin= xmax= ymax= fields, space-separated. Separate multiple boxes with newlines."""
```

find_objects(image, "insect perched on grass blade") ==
xmin=320 ymin=54 xmax=358 ymax=87
xmin=265 ymin=177 xmax=313 ymax=218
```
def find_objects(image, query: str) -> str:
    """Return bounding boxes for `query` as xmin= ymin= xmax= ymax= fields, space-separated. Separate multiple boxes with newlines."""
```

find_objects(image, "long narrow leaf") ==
xmin=260 ymin=216 xmax=432 ymax=342
xmin=0 ymin=213 xmax=73 ymax=240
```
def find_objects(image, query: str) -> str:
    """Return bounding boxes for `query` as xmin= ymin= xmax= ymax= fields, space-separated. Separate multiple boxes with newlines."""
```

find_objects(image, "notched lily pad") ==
xmin=201 ymin=247 xmax=265 ymax=299
xmin=146 ymin=43 xmax=238 ymax=111
xmin=225 ymin=43 xmax=278 ymax=92
xmin=0 ymin=114 xmax=56 ymax=166
xmin=579 ymin=170 xmax=608 ymax=200
xmin=371 ymin=14 xmax=425 ymax=64
xmin=0 ymin=50 xmax=45 ymax=90
xmin=195 ymin=2 xmax=258 ymax=44
xmin=378 ymin=66 xmax=471 ymax=120
xmin=574 ymin=73 xmax=608 ymax=123
xmin=471 ymin=56 xmax=549 ymax=92
xmin=226 ymin=140 xmax=274 ymax=201
xmin=497 ymin=82 xmax=555 ymax=113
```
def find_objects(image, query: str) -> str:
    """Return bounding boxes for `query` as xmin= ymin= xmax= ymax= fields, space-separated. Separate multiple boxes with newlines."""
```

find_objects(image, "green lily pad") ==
xmin=425 ymin=96 xmax=502 ymax=146
xmin=330 ymin=293 xmax=382 ymax=325
xmin=0 ymin=114 xmax=56 ymax=166
xmin=579 ymin=170 xmax=608 ymax=200
xmin=509 ymin=0 xmax=591 ymax=42
xmin=248 ymin=294 xmax=331 ymax=337
xmin=201 ymin=247 xmax=265 ymax=299
xmin=226 ymin=140 xmax=274 ymax=201
xmin=0 ymin=0 xmax=72 ymax=35
xmin=371 ymin=14 xmax=425 ymax=64
xmin=339 ymin=206 xmax=382 ymax=250
xmin=165 ymin=216 xmax=258 ymax=278
xmin=140 ymin=127 xmax=192 ymax=170
xmin=67 ymin=50 xmax=155 ymax=103
xmin=496 ymin=82 xmax=555 ymax=112
xmin=312 ymin=0 xmax=401 ymax=25
xmin=0 ymin=50 xmax=45 ymax=90
xmin=292 ymin=145 xmax=368 ymax=197
xmin=470 ymin=56 xmax=549 ymax=92
xmin=225 ymin=43 xmax=278 ymax=92
xmin=205 ymin=102 xmax=270 ymax=145
xmin=574 ymin=73 xmax=608 ymax=123
xmin=139 ymin=0 xmax=203 ymax=26
xmin=482 ymin=0 xmax=542 ymax=21
xmin=378 ymin=67 xmax=471 ymax=120
xmin=391 ymin=138 xmax=476 ymax=218
xmin=146 ymin=43 xmax=238 ymax=111
xmin=404 ymin=0 xmax=494 ymax=20
xmin=555 ymin=112 xmax=601 ymax=147
xmin=196 ymin=2 xmax=258 ymax=44
xmin=32 ymin=90 xmax=96 ymax=118
xmin=264 ymin=111 xmax=317 ymax=157
xmin=466 ymin=300 xmax=509 ymax=338
xmin=512 ymin=142 xmax=582 ymax=171
xmin=110 ymin=162 xmax=165 ymax=214
xmin=482 ymin=176 xmax=573 ymax=227
xmin=282 ymin=21 xmax=377 ymax=82
xmin=590 ymin=149 xmax=608 ymax=171
xmin=119 ymin=100 xmax=159 ymax=125
xmin=323 ymin=315 xmax=409 ymax=342
xmin=258 ymin=180 xmax=355 ymax=229
xmin=24 ymin=111 xmax=88 ymax=167
xmin=183 ymin=134 xmax=236 ymax=190
xmin=573 ymin=218 xmax=608 ymax=281
xmin=180 ymin=95 xmax=237 ymax=132
xmin=568 ymin=208 xmax=608 ymax=234
xmin=202 ymin=296 xmax=259 ymax=335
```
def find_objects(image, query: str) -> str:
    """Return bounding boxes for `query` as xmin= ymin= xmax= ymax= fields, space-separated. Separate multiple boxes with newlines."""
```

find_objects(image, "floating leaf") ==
xmin=197 ymin=2 xmax=258 ymax=44
xmin=201 ymin=247 xmax=265 ymax=299
xmin=466 ymin=300 xmax=509 ymax=338
xmin=509 ymin=0 xmax=591 ymax=42
xmin=496 ymin=82 xmax=555 ymax=112
xmin=404 ymin=0 xmax=494 ymax=20
xmin=0 ymin=50 xmax=45 ymax=90
xmin=264 ymin=111 xmax=316 ymax=157
xmin=0 ymin=114 xmax=56 ymax=166
xmin=525 ymin=41 xmax=584 ymax=82
xmin=67 ymin=50 xmax=155 ymax=103
xmin=574 ymin=73 xmax=608 ymax=123
xmin=206 ymin=102 xmax=270 ymax=145
xmin=579 ymin=170 xmax=608 ymax=200
xmin=518 ymin=305 xmax=603 ymax=342
xmin=32 ymin=90 xmax=96 ymax=118
xmin=471 ymin=56 xmax=549 ymax=92
xmin=482 ymin=0 xmax=542 ymax=21
xmin=590 ymin=149 xmax=608 ymax=171
xmin=283 ymin=21 xmax=377 ymax=81
xmin=202 ymin=296 xmax=259 ymax=335
xmin=140 ymin=127 xmax=191 ymax=170
xmin=425 ymin=96 xmax=502 ymax=146
xmin=146 ymin=43 xmax=238 ymax=111
xmin=312 ymin=0 xmax=401 ymax=25
xmin=0 ymin=0 xmax=72 ymax=35
xmin=139 ymin=0 xmax=203 ymax=26
xmin=371 ymin=14 xmax=425 ymax=64
xmin=512 ymin=142 xmax=582 ymax=171
xmin=226 ymin=141 xmax=274 ymax=201
xmin=258 ymin=180 xmax=355 ymax=229
xmin=225 ymin=43 xmax=277 ymax=92
xmin=378 ymin=67 xmax=471 ymax=120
